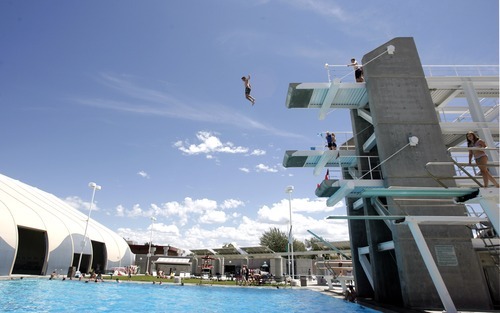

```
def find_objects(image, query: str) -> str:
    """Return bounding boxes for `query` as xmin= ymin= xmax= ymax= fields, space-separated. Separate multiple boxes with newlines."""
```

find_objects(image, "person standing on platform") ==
xmin=325 ymin=132 xmax=337 ymax=150
xmin=466 ymin=131 xmax=499 ymax=188
xmin=348 ymin=58 xmax=364 ymax=82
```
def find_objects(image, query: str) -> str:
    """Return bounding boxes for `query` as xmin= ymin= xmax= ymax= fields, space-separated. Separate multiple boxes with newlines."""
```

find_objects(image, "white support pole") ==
xmin=286 ymin=185 xmax=295 ymax=286
xmin=358 ymin=252 xmax=374 ymax=289
xmin=406 ymin=221 xmax=457 ymax=313
xmin=319 ymin=80 xmax=340 ymax=120
xmin=146 ymin=216 xmax=156 ymax=275
xmin=76 ymin=182 xmax=101 ymax=275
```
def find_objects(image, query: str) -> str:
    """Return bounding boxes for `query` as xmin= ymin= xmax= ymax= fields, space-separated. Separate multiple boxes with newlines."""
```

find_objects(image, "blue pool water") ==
xmin=0 ymin=279 xmax=380 ymax=312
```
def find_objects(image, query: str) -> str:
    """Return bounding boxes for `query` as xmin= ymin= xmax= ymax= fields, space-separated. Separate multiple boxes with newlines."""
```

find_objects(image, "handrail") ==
xmin=324 ymin=64 xmax=499 ymax=82
xmin=425 ymin=161 xmax=484 ymax=188
xmin=425 ymin=146 xmax=500 ymax=187
xmin=448 ymin=147 xmax=499 ymax=154
xmin=422 ymin=65 xmax=499 ymax=77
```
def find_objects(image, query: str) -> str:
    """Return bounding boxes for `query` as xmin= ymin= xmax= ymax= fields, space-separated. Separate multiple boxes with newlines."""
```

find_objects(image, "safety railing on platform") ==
xmin=323 ymin=64 xmax=499 ymax=82
xmin=425 ymin=147 xmax=499 ymax=188
xmin=323 ymin=155 xmax=383 ymax=181
xmin=436 ymin=100 xmax=499 ymax=123
xmin=466 ymin=207 xmax=500 ymax=268
xmin=311 ymin=131 xmax=356 ymax=151
xmin=422 ymin=65 xmax=499 ymax=77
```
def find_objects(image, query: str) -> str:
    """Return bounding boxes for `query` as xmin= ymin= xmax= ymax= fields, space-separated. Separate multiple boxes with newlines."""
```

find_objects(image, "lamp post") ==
xmin=285 ymin=185 xmax=294 ymax=283
xmin=76 ymin=182 xmax=101 ymax=275
xmin=145 ymin=216 xmax=156 ymax=275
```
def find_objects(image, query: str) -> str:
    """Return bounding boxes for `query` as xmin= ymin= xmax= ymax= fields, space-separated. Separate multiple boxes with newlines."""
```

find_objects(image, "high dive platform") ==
xmin=282 ymin=37 xmax=499 ymax=312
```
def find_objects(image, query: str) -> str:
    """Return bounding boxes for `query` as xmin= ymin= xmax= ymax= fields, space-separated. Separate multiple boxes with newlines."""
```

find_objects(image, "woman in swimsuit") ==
xmin=466 ymin=131 xmax=499 ymax=188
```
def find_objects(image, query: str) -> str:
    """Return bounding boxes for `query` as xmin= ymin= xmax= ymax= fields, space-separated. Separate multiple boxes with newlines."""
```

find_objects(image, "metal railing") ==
xmin=425 ymin=147 xmax=500 ymax=188
xmin=324 ymin=64 xmax=499 ymax=82
xmin=422 ymin=65 xmax=499 ymax=77
xmin=311 ymin=131 xmax=356 ymax=151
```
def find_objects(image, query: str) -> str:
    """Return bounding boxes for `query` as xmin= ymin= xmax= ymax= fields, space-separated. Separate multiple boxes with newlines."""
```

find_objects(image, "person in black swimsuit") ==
xmin=241 ymin=75 xmax=256 ymax=105
xmin=348 ymin=58 xmax=364 ymax=82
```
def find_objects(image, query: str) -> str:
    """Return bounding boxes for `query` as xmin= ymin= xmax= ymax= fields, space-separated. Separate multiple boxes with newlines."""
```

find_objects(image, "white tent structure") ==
xmin=0 ymin=173 xmax=134 ymax=277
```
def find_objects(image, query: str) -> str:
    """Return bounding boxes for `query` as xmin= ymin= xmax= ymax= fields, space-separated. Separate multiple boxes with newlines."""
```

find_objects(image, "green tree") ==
xmin=293 ymin=240 xmax=306 ymax=253
xmin=260 ymin=227 xmax=288 ymax=252
xmin=259 ymin=227 xmax=306 ymax=253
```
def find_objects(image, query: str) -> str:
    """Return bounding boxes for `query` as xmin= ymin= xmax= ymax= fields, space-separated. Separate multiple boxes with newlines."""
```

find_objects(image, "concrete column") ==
xmin=360 ymin=37 xmax=491 ymax=310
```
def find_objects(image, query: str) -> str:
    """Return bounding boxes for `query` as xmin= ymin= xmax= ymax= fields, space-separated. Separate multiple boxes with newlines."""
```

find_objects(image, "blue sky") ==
xmin=1 ymin=0 xmax=498 ymax=252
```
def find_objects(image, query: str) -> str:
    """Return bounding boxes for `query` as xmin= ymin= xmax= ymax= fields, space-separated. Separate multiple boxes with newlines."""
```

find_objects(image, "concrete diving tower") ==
xmin=282 ymin=37 xmax=499 ymax=312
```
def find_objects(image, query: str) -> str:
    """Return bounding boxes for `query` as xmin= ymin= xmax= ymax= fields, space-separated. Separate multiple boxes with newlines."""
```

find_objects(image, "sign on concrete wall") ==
xmin=435 ymin=245 xmax=458 ymax=266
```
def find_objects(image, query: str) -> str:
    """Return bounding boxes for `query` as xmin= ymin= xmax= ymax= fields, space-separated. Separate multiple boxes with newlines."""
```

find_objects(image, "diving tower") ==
xmin=282 ymin=37 xmax=499 ymax=312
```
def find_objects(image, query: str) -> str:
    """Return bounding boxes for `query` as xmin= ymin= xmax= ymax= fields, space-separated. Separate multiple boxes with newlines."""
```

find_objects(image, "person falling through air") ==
xmin=241 ymin=75 xmax=256 ymax=105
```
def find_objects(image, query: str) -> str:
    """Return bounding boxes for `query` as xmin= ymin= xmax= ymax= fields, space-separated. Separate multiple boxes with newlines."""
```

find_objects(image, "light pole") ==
xmin=285 ymin=185 xmax=295 ymax=283
xmin=76 ymin=182 xmax=101 ymax=275
xmin=145 ymin=216 xmax=156 ymax=275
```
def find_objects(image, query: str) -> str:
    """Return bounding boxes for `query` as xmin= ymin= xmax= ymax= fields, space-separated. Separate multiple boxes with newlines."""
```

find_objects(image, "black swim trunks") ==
xmin=355 ymin=68 xmax=363 ymax=79
xmin=245 ymin=87 xmax=251 ymax=95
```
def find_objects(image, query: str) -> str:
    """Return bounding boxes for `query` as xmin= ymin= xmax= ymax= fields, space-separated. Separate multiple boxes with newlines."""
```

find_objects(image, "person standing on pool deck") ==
xmin=241 ymin=75 xmax=255 ymax=105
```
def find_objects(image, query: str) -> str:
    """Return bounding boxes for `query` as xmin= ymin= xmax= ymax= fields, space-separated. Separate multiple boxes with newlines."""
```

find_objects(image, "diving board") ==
xmin=323 ymin=182 xmax=479 ymax=207
xmin=322 ymin=180 xmax=385 ymax=206
xmin=282 ymin=149 xmax=358 ymax=175
xmin=307 ymin=230 xmax=351 ymax=260
xmin=326 ymin=215 xmax=488 ymax=225
xmin=359 ymin=186 xmax=479 ymax=198
xmin=285 ymin=82 xmax=369 ymax=114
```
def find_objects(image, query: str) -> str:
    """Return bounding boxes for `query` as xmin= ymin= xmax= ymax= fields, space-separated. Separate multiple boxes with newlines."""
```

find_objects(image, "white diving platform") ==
xmin=286 ymin=75 xmax=500 ymax=145
xmin=286 ymin=81 xmax=368 ymax=120
xmin=282 ymin=149 xmax=359 ymax=176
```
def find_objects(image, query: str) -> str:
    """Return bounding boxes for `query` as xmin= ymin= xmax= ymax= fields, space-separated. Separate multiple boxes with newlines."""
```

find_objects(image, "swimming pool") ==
xmin=0 ymin=279 xmax=380 ymax=312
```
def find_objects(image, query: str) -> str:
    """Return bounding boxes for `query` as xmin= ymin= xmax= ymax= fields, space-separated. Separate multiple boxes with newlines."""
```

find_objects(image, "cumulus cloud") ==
xmin=115 ymin=196 xmax=348 ymax=250
xmin=175 ymin=131 xmax=249 ymax=156
xmin=199 ymin=210 xmax=227 ymax=224
xmin=255 ymin=163 xmax=279 ymax=173
xmin=114 ymin=197 xmax=243 ymax=227
xmin=64 ymin=196 xmax=100 ymax=212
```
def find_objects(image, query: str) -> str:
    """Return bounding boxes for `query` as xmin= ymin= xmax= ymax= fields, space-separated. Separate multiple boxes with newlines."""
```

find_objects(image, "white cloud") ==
xmin=175 ymin=131 xmax=249 ymax=156
xmin=64 ymin=196 xmax=100 ymax=212
xmin=239 ymin=167 xmax=250 ymax=173
xmin=199 ymin=210 xmax=227 ymax=224
xmin=115 ymin=205 xmax=125 ymax=217
xmin=151 ymin=223 xmax=180 ymax=236
xmin=250 ymin=149 xmax=266 ymax=156
xmin=255 ymin=163 xmax=279 ymax=173
xmin=220 ymin=199 xmax=245 ymax=209
xmin=137 ymin=170 xmax=150 ymax=179
xmin=115 ymin=197 xmax=349 ymax=250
